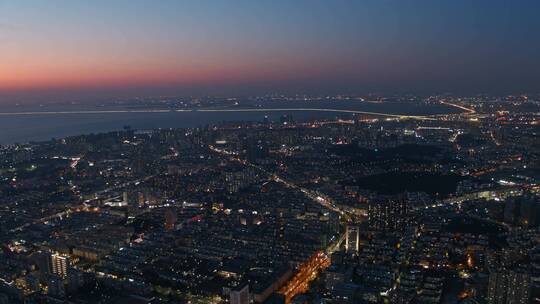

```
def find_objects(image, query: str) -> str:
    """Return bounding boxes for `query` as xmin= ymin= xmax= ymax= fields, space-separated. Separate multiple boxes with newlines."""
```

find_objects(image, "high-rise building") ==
xmin=0 ymin=294 xmax=9 ymax=304
xmin=165 ymin=208 xmax=178 ymax=231
xmin=518 ymin=199 xmax=540 ymax=228
xmin=246 ymin=138 xmax=269 ymax=162
xmin=279 ymin=114 xmax=294 ymax=125
xmin=51 ymin=253 xmax=70 ymax=278
xmin=504 ymin=198 xmax=520 ymax=225
xmin=34 ymin=251 xmax=52 ymax=277
xmin=503 ymin=196 xmax=540 ymax=227
xmin=67 ymin=268 xmax=85 ymax=293
xmin=125 ymin=190 xmax=146 ymax=218
xmin=230 ymin=284 xmax=250 ymax=304
xmin=487 ymin=269 xmax=531 ymax=304
xmin=368 ymin=198 xmax=408 ymax=232
xmin=345 ymin=225 xmax=360 ymax=253
xmin=47 ymin=274 xmax=66 ymax=298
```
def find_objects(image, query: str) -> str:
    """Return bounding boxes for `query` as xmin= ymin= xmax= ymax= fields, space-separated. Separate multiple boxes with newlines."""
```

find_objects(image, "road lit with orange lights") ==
xmin=439 ymin=100 xmax=476 ymax=114
xmin=278 ymin=251 xmax=331 ymax=303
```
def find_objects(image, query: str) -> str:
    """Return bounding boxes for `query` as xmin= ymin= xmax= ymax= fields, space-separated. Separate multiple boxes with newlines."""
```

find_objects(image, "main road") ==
xmin=208 ymin=145 xmax=354 ymax=221
xmin=208 ymin=145 xmax=351 ymax=303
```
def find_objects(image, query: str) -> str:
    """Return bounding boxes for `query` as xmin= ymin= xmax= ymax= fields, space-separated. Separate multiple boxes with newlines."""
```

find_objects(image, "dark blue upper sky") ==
xmin=1 ymin=0 xmax=540 ymax=102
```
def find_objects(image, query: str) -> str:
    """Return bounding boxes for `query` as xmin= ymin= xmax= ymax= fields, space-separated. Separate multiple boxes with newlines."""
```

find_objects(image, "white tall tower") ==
xmin=345 ymin=225 xmax=360 ymax=253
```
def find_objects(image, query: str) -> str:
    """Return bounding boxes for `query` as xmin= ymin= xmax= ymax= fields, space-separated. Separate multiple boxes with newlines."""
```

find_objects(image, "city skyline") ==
xmin=2 ymin=0 xmax=540 ymax=103
xmin=0 ymin=2 xmax=539 ymax=302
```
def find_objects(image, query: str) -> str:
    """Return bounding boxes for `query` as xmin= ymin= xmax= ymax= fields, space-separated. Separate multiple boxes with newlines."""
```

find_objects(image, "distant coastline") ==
xmin=0 ymin=101 xmax=461 ymax=145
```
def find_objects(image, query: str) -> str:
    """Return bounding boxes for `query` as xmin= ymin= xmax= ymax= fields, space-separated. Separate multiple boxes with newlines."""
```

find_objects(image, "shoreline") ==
xmin=0 ymin=106 xmax=458 ymax=119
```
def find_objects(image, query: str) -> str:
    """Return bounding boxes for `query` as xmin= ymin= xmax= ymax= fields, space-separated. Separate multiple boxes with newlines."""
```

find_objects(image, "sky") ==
xmin=1 ymin=0 xmax=540 ymax=103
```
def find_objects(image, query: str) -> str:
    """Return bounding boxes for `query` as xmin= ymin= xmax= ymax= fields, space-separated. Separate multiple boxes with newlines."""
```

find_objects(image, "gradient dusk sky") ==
xmin=1 ymin=0 xmax=540 ymax=103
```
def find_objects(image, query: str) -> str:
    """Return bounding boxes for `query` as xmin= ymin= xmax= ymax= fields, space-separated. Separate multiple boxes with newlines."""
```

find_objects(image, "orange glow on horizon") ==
xmin=0 ymin=64 xmax=251 ymax=90
xmin=0 ymin=58 xmax=336 ymax=92
xmin=1 ymin=39 xmax=353 ymax=93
